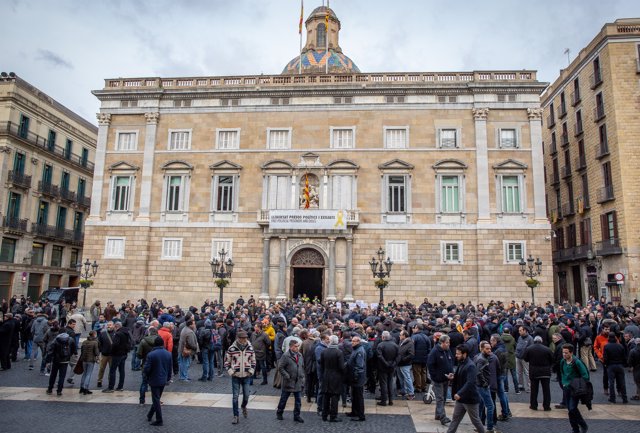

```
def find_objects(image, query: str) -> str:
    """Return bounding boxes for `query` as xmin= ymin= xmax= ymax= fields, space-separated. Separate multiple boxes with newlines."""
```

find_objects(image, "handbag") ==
xmin=73 ymin=361 xmax=84 ymax=375
xmin=568 ymin=358 xmax=590 ymax=398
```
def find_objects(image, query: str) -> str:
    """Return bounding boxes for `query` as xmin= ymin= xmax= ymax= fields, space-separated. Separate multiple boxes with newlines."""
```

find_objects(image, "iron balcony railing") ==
xmin=595 ymin=238 xmax=622 ymax=256
xmin=2 ymin=216 xmax=28 ymax=233
xmin=7 ymin=170 xmax=32 ymax=189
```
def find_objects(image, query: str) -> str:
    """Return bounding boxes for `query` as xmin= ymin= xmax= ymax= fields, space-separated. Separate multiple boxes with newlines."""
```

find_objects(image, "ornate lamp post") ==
xmin=519 ymin=254 xmax=542 ymax=305
xmin=210 ymin=248 xmax=234 ymax=305
xmin=369 ymin=246 xmax=393 ymax=310
xmin=76 ymin=259 xmax=98 ymax=308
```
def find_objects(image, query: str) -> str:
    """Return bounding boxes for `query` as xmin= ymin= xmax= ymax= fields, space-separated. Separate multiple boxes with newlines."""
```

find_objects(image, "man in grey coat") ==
xmin=516 ymin=326 xmax=533 ymax=392
xmin=276 ymin=340 xmax=305 ymax=423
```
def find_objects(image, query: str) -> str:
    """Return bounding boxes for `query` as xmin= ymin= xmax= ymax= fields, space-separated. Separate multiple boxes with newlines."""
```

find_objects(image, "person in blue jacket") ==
xmin=143 ymin=336 xmax=172 ymax=426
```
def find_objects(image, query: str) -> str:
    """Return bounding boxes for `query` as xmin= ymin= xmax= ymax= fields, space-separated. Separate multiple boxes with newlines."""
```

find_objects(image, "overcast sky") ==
xmin=3 ymin=0 xmax=638 ymax=124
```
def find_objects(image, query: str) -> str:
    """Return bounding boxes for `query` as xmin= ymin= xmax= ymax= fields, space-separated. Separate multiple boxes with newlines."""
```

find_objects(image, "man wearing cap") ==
xmin=523 ymin=336 xmax=554 ymax=411
xmin=224 ymin=330 xmax=256 ymax=425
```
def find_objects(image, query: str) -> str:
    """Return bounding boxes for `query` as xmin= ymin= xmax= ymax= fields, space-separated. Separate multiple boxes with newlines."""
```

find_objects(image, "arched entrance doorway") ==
xmin=290 ymin=248 xmax=324 ymax=300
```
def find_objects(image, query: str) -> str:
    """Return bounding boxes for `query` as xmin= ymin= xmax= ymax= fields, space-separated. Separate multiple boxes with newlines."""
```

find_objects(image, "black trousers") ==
xmin=148 ymin=385 xmax=165 ymax=422
xmin=378 ymin=368 xmax=394 ymax=403
xmin=0 ymin=344 xmax=11 ymax=370
xmin=48 ymin=362 xmax=68 ymax=393
xmin=322 ymin=392 xmax=340 ymax=420
xmin=530 ymin=377 xmax=551 ymax=410
xmin=351 ymin=385 xmax=365 ymax=420
xmin=306 ymin=372 xmax=317 ymax=401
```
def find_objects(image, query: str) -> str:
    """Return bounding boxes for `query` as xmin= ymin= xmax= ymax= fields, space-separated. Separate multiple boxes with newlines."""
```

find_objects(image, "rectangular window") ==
xmin=575 ymin=110 xmax=583 ymax=135
xmin=441 ymin=241 xmax=463 ymax=264
xmin=105 ymin=237 xmax=125 ymax=259
xmin=216 ymin=129 xmax=240 ymax=150
xmin=267 ymin=128 xmax=291 ymax=149
xmin=572 ymin=77 xmax=581 ymax=104
xmin=7 ymin=192 xmax=21 ymax=219
xmin=162 ymin=238 xmax=182 ymax=260
xmin=593 ymin=57 xmax=602 ymax=86
xmin=70 ymin=248 xmax=79 ymax=268
xmin=384 ymin=127 xmax=408 ymax=149
xmin=215 ymin=176 xmax=235 ymax=212
xmin=602 ymin=212 xmax=617 ymax=241
xmin=42 ymin=164 xmax=53 ymax=185
xmin=499 ymin=128 xmax=518 ymax=148
xmin=385 ymin=240 xmax=408 ymax=264
xmin=504 ymin=241 xmax=525 ymax=263
xmin=0 ymin=238 xmax=17 ymax=263
xmin=387 ymin=175 xmax=406 ymax=213
xmin=331 ymin=128 xmax=355 ymax=149
xmin=165 ymin=175 xmax=184 ymax=212
xmin=64 ymin=139 xmax=73 ymax=159
xmin=603 ymin=162 xmax=612 ymax=188
xmin=50 ymin=245 xmax=63 ymax=267
xmin=13 ymin=152 xmax=25 ymax=175
xmin=440 ymin=176 xmax=460 ymax=213
xmin=37 ymin=201 xmax=49 ymax=225
xmin=501 ymin=176 xmax=521 ymax=213
xmin=438 ymin=129 xmax=458 ymax=148
xmin=31 ymin=242 xmax=45 ymax=266
xmin=111 ymin=176 xmax=131 ymax=211
xmin=47 ymin=130 xmax=57 ymax=150
xmin=77 ymin=178 xmax=86 ymax=198
xmin=595 ymin=92 xmax=605 ymax=120
xmin=115 ymin=131 xmax=137 ymax=151
xmin=580 ymin=219 xmax=592 ymax=246
xmin=81 ymin=148 xmax=89 ymax=167
xmin=330 ymin=175 xmax=354 ymax=210
xmin=267 ymin=176 xmax=290 ymax=209
xmin=60 ymin=171 xmax=70 ymax=192
xmin=73 ymin=211 xmax=83 ymax=232
xmin=168 ymin=130 xmax=191 ymax=151
xmin=211 ymin=239 xmax=233 ymax=261
xmin=56 ymin=206 xmax=67 ymax=229
xmin=567 ymin=224 xmax=577 ymax=248
xmin=18 ymin=115 xmax=30 ymax=138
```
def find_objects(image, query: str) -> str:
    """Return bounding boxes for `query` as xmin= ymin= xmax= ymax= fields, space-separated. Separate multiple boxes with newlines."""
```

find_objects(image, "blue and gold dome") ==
xmin=282 ymin=6 xmax=360 ymax=75
xmin=282 ymin=50 xmax=360 ymax=75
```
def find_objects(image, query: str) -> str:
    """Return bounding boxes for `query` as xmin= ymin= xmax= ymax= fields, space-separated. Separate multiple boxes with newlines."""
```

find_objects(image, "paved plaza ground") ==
xmin=0 ymin=355 xmax=638 ymax=432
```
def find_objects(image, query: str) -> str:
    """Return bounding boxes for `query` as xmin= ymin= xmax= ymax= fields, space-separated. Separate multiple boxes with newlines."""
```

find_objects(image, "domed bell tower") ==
xmin=304 ymin=6 xmax=342 ymax=53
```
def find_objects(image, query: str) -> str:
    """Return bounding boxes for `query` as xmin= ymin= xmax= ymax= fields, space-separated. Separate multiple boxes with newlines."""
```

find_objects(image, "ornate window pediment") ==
xmin=493 ymin=159 xmax=528 ymax=172
xmin=209 ymin=160 xmax=243 ymax=172
xmin=433 ymin=159 xmax=468 ymax=173
xmin=161 ymin=160 xmax=193 ymax=172
xmin=108 ymin=161 xmax=139 ymax=173
xmin=261 ymin=159 xmax=294 ymax=175
xmin=298 ymin=152 xmax=323 ymax=167
xmin=327 ymin=159 xmax=359 ymax=171
xmin=378 ymin=159 xmax=414 ymax=173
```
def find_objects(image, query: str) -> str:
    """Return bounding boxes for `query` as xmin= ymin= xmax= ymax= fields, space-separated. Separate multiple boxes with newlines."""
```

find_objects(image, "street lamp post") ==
xmin=210 ymin=248 xmax=234 ymax=305
xmin=76 ymin=259 xmax=98 ymax=309
xmin=369 ymin=246 xmax=393 ymax=310
xmin=519 ymin=254 xmax=542 ymax=305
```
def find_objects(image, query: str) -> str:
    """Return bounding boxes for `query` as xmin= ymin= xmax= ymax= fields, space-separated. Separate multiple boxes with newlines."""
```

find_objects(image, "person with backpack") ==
xmin=197 ymin=320 xmax=215 ymax=381
xmin=560 ymin=344 xmax=590 ymax=433
xmin=46 ymin=332 xmax=76 ymax=396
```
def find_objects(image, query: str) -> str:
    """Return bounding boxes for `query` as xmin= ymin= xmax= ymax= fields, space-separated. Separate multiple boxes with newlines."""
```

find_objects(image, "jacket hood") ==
xmin=56 ymin=332 xmax=70 ymax=342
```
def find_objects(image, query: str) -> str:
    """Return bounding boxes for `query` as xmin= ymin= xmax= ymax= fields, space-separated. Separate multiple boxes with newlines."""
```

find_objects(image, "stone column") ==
xmin=343 ymin=237 xmax=354 ymax=301
xmin=473 ymin=108 xmax=490 ymax=223
xmin=260 ymin=237 xmax=271 ymax=301
xmin=277 ymin=237 xmax=287 ymax=301
xmin=88 ymin=113 xmax=111 ymax=221
xmin=137 ymin=112 xmax=159 ymax=221
xmin=528 ymin=108 xmax=548 ymax=223
xmin=327 ymin=237 xmax=337 ymax=301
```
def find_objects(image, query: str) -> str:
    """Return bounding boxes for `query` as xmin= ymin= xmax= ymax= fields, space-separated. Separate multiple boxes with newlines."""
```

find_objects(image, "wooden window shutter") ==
xmin=600 ymin=214 xmax=608 ymax=240
xmin=612 ymin=211 xmax=618 ymax=240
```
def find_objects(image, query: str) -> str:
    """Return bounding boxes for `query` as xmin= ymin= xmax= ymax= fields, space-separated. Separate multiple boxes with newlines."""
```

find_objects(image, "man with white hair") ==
xmin=376 ymin=330 xmax=399 ymax=406
xmin=523 ymin=335 xmax=554 ymax=411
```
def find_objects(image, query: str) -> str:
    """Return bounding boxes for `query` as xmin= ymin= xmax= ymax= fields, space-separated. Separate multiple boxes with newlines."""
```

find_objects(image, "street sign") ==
xmin=614 ymin=272 xmax=624 ymax=282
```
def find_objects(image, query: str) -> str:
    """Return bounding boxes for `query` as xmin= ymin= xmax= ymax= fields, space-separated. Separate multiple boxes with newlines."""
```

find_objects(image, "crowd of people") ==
xmin=1 ymin=294 xmax=640 ymax=432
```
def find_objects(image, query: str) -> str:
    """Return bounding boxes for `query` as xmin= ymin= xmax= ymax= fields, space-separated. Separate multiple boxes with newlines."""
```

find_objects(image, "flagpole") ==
xmin=325 ymin=3 xmax=329 ymax=74
xmin=299 ymin=0 xmax=303 ymax=75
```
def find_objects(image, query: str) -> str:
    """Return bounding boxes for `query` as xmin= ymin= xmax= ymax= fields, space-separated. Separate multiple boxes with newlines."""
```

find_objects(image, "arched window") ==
xmin=316 ymin=24 xmax=326 ymax=48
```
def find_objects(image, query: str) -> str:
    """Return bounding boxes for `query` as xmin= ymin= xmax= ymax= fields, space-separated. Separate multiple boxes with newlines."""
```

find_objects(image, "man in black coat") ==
xmin=104 ymin=322 xmax=130 ymax=392
xmin=376 ymin=330 xmax=399 ymax=406
xmin=319 ymin=335 xmax=345 ymax=422
xmin=448 ymin=344 xmax=486 ymax=433
xmin=603 ymin=333 xmax=628 ymax=403
xmin=0 ymin=313 xmax=17 ymax=370
xmin=523 ymin=336 xmax=554 ymax=411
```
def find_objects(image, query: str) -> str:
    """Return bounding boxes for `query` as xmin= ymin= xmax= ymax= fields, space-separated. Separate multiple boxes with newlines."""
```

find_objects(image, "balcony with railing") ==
xmin=597 ymin=185 xmax=615 ymax=203
xmin=596 ymin=139 xmax=610 ymax=159
xmin=550 ymin=207 xmax=562 ymax=223
xmin=0 ymin=122 xmax=94 ymax=173
xmin=7 ymin=170 xmax=32 ymax=189
xmin=576 ymin=196 xmax=590 ymax=213
xmin=574 ymin=123 xmax=583 ymax=136
xmin=31 ymin=223 xmax=84 ymax=245
xmin=551 ymin=171 xmax=560 ymax=185
xmin=590 ymin=72 xmax=603 ymax=89
xmin=562 ymin=201 xmax=575 ymax=217
xmin=595 ymin=238 xmax=622 ymax=256
xmin=2 ymin=216 xmax=28 ymax=234
xmin=561 ymin=165 xmax=572 ymax=179
xmin=575 ymin=154 xmax=587 ymax=171
xmin=546 ymin=113 xmax=556 ymax=129
xmin=257 ymin=209 xmax=360 ymax=227
xmin=558 ymin=104 xmax=567 ymax=119
xmin=552 ymin=244 xmax=591 ymax=263
xmin=593 ymin=105 xmax=606 ymax=122
xmin=561 ymin=133 xmax=570 ymax=147
xmin=59 ymin=188 xmax=76 ymax=204
xmin=77 ymin=195 xmax=91 ymax=209
xmin=570 ymin=91 xmax=581 ymax=106
xmin=38 ymin=181 xmax=60 ymax=199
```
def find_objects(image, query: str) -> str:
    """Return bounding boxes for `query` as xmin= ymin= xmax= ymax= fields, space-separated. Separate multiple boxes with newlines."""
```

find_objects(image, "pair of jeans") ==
xmin=433 ymin=381 xmax=449 ymax=420
xmin=607 ymin=364 xmax=627 ymax=401
xmin=213 ymin=348 xmax=224 ymax=374
xmin=276 ymin=390 xmax=302 ymax=417
xmin=398 ymin=365 xmax=414 ymax=396
xmin=231 ymin=377 xmax=250 ymax=417
xmin=140 ymin=370 xmax=149 ymax=403
xmin=497 ymin=374 xmax=511 ymax=416
xmin=477 ymin=386 xmax=495 ymax=431
xmin=446 ymin=401 xmax=485 ymax=433
xmin=81 ymin=362 xmax=95 ymax=390
xmin=507 ymin=367 xmax=519 ymax=391
xmin=564 ymin=387 xmax=587 ymax=433
xmin=148 ymin=385 xmax=165 ymax=422
xmin=201 ymin=348 xmax=215 ymax=380
xmin=178 ymin=353 xmax=191 ymax=380
xmin=108 ymin=354 xmax=127 ymax=390
xmin=130 ymin=346 xmax=141 ymax=370
xmin=48 ymin=362 xmax=68 ymax=393
xmin=24 ymin=339 xmax=33 ymax=360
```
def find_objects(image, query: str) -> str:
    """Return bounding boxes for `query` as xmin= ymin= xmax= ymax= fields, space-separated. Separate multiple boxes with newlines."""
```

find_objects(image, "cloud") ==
xmin=36 ymin=49 xmax=73 ymax=69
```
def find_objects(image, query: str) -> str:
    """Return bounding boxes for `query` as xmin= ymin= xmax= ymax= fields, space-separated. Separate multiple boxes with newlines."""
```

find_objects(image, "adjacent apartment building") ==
xmin=85 ymin=6 xmax=552 ymax=306
xmin=542 ymin=18 xmax=640 ymax=305
xmin=0 ymin=73 xmax=97 ymax=301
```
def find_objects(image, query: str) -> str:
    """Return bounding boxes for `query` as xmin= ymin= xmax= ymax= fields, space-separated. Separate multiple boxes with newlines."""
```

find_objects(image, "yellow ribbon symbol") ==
xmin=334 ymin=210 xmax=345 ymax=228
